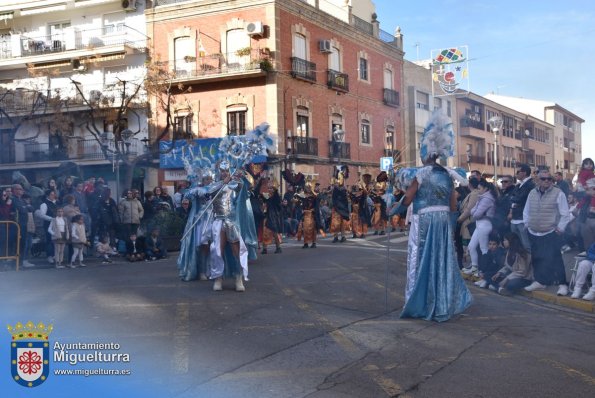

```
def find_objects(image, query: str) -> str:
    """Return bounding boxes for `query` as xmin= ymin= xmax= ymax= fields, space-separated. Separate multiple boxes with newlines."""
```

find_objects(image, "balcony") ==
xmin=0 ymin=26 xmax=146 ymax=70
xmin=327 ymin=69 xmax=349 ymax=92
xmin=288 ymin=136 xmax=318 ymax=156
xmin=459 ymin=154 xmax=486 ymax=166
xmin=290 ymin=57 xmax=317 ymax=83
xmin=159 ymin=49 xmax=268 ymax=84
xmin=1 ymin=137 xmax=144 ymax=166
xmin=459 ymin=117 xmax=486 ymax=138
xmin=329 ymin=141 xmax=350 ymax=159
xmin=383 ymin=88 xmax=399 ymax=107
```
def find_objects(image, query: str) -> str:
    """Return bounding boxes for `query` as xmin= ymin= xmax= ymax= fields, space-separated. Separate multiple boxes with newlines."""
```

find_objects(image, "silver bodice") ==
xmin=210 ymin=180 xmax=242 ymax=219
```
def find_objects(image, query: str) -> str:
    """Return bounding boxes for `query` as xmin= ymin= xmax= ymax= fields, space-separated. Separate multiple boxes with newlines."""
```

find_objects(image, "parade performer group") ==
xmin=176 ymin=118 xmax=473 ymax=322
xmin=391 ymin=111 xmax=473 ymax=322
xmin=177 ymin=124 xmax=270 ymax=292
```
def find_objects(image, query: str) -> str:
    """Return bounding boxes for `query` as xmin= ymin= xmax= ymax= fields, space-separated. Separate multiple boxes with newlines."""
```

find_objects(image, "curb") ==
xmin=461 ymin=273 xmax=595 ymax=314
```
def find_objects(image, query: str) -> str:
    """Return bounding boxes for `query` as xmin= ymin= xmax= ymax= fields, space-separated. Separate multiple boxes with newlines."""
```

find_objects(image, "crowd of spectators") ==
xmin=0 ymin=176 xmax=190 ymax=268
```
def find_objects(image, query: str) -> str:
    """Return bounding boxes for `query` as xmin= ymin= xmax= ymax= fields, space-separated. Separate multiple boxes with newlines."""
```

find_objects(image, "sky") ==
xmin=374 ymin=0 xmax=594 ymax=162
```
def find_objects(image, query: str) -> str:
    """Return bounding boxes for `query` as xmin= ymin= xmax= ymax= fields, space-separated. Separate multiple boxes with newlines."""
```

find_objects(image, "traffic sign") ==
xmin=380 ymin=157 xmax=393 ymax=171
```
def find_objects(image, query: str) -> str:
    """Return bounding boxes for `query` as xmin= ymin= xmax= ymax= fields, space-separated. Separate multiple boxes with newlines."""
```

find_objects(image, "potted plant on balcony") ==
xmin=183 ymin=55 xmax=196 ymax=63
xmin=235 ymin=47 xmax=252 ymax=57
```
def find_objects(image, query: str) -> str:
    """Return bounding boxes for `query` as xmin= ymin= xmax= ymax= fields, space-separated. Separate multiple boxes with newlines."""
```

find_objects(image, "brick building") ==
xmin=147 ymin=0 xmax=404 ymax=187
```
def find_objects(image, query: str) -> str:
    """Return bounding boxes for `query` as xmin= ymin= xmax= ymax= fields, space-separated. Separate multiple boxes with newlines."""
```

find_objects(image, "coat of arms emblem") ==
xmin=7 ymin=321 xmax=53 ymax=388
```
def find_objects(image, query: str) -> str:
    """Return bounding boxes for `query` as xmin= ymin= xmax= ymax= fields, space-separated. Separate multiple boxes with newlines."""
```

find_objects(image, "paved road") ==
xmin=1 ymin=234 xmax=594 ymax=397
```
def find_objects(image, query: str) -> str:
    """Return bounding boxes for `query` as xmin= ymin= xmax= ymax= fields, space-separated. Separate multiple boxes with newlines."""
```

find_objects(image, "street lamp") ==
xmin=116 ymin=129 xmax=134 ymax=200
xmin=488 ymin=116 xmax=503 ymax=181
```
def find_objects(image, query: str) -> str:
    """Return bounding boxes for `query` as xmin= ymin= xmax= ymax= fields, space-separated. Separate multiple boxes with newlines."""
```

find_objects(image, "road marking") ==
xmin=541 ymin=358 xmax=595 ymax=385
xmin=389 ymin=236 xmax=409 ymax=244
xmin=172 ymin=302 xmax=190 ymax=373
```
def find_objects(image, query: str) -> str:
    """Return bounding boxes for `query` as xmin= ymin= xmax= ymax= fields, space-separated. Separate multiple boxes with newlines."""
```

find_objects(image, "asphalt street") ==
xmin=1 ymin=233 xmax=594 ymax=398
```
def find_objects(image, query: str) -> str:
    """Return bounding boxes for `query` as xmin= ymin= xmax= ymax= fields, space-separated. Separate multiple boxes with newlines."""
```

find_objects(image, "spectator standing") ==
xmin=93 ymin=188 xmax=120 ymax=249
xmin=176 ymin=198 xmax=191 ymax=223
xmin=173 ymin=181 xmax=188 ymax=209
xmin=509 ymin=163 xmax=535 ymax=252
xmin=59 ymin=176 xmax=75 ymax=202
xmin=69 ymin=214 xmax=87 ymax=268
xmin=20 ymin=193 xmax=36 ymax=267
xmin=493 ymin=175 xmax=515 ymax=238
xmin=48 ymin=207 xmax=70 ymax=269
xmin=554 ymin=172 xmax=570 ymax=198
xmin=38 ymin=189 xmax=59 ymax=264
xmin=157 ymin=186 xmax=175 ymax=212
xmin=523 ymin=170 xmax=572 ymax=295
xmin=10 ymin=184 xmax=34 ymax=267
xmin=118 ymin=189 xmax=144 ymax=240
xmin=463 ymin=179 xmax=497 ymax=275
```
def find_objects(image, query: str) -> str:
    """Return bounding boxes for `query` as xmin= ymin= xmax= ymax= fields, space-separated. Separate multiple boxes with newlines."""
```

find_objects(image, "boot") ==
xmin=274 ymin=247 xmax=282 ymax=254
xmin=302 ymin=243 xmax=309 ymax=249
xmin=332 ymin=236 xmax=339 ymax=243
xmin=310 ymin=243 xmax=316 ymax=248
xmin=340 ymin=236 xmax=346 ymax=243
xmin=235 ymin=275 xmax=245 ymax=292
xmin=213 ymin=277 xmax=223 ymax=291
xmin=261 ymin=247 xmax=268 ymax=254
xmin=379 ymin=230 xmax=385 ymax=235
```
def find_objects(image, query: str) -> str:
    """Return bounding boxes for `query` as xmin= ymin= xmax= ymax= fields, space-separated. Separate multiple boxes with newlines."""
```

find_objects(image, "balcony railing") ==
xmin=329 ymin=141 xmax=350 ymax=159
xmin=459 ymin=154 xmax=486 ymax=166
xmin=327 ymin=69 xmax=349 ymax=92
xmin=383 ymin=88 xmax=399 ymax=107
xmin=288 ymin=136 xmax=318 ymax=156
xmin=290 ymin=57 xmax=317 ymax=82
xmin=460 ymin=117 xmax=484 ymax=130
xmin=159 ymin=49 xmax=268 ymax=80
xmin=0 ymin=25 xmax=146 ymax=60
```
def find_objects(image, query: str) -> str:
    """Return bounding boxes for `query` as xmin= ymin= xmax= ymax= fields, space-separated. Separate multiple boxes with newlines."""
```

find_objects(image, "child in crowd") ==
xmin=145 ymin=228 xmax=166 ymax=260
xmin=95 ymin=235 xmax=115 ymax=264
xmin=474 ymin=233 xmax=505 ymax=289
xmin=69 ymin=214 xmax=88 ymax=268
xmin=492 ymin=232 xmax=533 ymax=295
xmin=48 ymin=207 xmax=70 ymax=269
xmin=126 ymin=233 xmax=145 ymax=262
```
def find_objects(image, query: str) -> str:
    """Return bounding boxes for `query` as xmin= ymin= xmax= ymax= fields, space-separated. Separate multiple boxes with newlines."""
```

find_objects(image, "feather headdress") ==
xmin=420 ymin=111 xmax=454 ymax=162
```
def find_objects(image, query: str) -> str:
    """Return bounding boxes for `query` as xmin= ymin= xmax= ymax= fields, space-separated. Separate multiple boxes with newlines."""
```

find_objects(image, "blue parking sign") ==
xmin=380 ymin=157 xmax=393 ymax=171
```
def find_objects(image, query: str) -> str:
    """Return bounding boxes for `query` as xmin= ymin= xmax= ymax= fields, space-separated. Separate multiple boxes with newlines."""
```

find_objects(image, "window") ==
xmin=385 ymin=126 xmax=394 ymax=150
xmin=294 ymin=33 xmax=306 ymax=60
xmin=331 ymin=114 xmax=343 ymax=138
xmin=174 ymin=36 xmax=194 ymax=75
xmin=330 ymin=46 xmax=340 ymax=71
xmin=416 ymin=92 xmax=429 ymax=110
xmin=446 ymin=100 xmax=452 ymax=117
xmin=174 ymin=115 xmax=193 ymax=139
xmin=227 ymin=110 xmax=246 ymax=135
xmin=359 ymin=58 xmax=368 ymax=81
xmin=226 ymin=28 xmax=250 ymax=68
xmin=296 ymin=113 xmax=309 ymax=137
xmin=383 ymin=68 xmax=393 ymax=89
xmin=103 ymin=12 xmax=124 ymax=34
xmin=361 ymin=120 xmax=370 ymax=144
xmin=434 ymin=97 xmax=442 ymax=111
xmin=49 ymin=21 xmax=71 ymax=51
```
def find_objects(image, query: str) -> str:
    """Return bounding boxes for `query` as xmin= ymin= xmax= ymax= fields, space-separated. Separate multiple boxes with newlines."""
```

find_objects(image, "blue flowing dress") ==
xmin=400 ymin=165 xmax=472 ymax=322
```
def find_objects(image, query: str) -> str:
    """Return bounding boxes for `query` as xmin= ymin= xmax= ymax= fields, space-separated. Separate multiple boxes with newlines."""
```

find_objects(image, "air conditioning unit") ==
xmin=121 ymin=0 xmax=137 ymax=11
xmin=246 ymin=21 xmax=264 ymax=36
xmin=319 ymin=40 xmax=332 ymax=53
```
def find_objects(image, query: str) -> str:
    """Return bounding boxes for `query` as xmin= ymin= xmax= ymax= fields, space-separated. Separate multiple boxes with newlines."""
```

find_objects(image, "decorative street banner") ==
xmin=159 ymin=138 xmax=267 ymax=170
xmin=431 ymin=46 xmax=469 ymax=97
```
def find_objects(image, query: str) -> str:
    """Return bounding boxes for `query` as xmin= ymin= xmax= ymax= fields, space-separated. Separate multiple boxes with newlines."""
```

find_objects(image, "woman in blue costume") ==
xmin=395 ymin=112 xmax=472 ymax=322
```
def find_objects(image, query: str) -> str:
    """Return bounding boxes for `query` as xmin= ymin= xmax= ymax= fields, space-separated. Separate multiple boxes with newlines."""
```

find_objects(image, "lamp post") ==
xmin=488 ymin=116 xmax=503 ymax=181
xmin=116 ymin=129 xmax=134 ymax=201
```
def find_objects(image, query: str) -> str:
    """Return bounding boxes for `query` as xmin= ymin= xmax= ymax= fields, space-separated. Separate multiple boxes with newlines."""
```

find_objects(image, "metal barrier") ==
xmin=0 ymin=220 xmax=21 ymax=271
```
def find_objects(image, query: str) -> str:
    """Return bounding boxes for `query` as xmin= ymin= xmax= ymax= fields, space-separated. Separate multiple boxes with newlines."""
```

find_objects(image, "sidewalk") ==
xmin=462 ymin=246 xmax=595 ymax=314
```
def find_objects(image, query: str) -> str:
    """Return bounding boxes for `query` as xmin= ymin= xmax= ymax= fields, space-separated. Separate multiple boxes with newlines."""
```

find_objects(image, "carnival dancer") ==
xmin=297 ymin=181 xmax=322 ymax=248
xmin=349 ymin=184 xmax=370 ymax=239
xmin=178 ymin=167 xmax=215 ymax=281
xmin=208 ymin=161 xmax=249 ymax=292
xmin=370 ymin=176 xmax=388 ymax=235
xmin=260 ymin=178 xmax=283 ymax=254
xmin=330 ymin=166 xmax=350 ymax=243
xmin=391 ymin=111 xmax=472 ymax=322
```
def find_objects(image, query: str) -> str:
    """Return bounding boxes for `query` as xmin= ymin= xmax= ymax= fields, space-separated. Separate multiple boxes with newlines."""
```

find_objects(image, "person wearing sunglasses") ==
xmin=523 ymin=170 xmax=572 ymax=296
